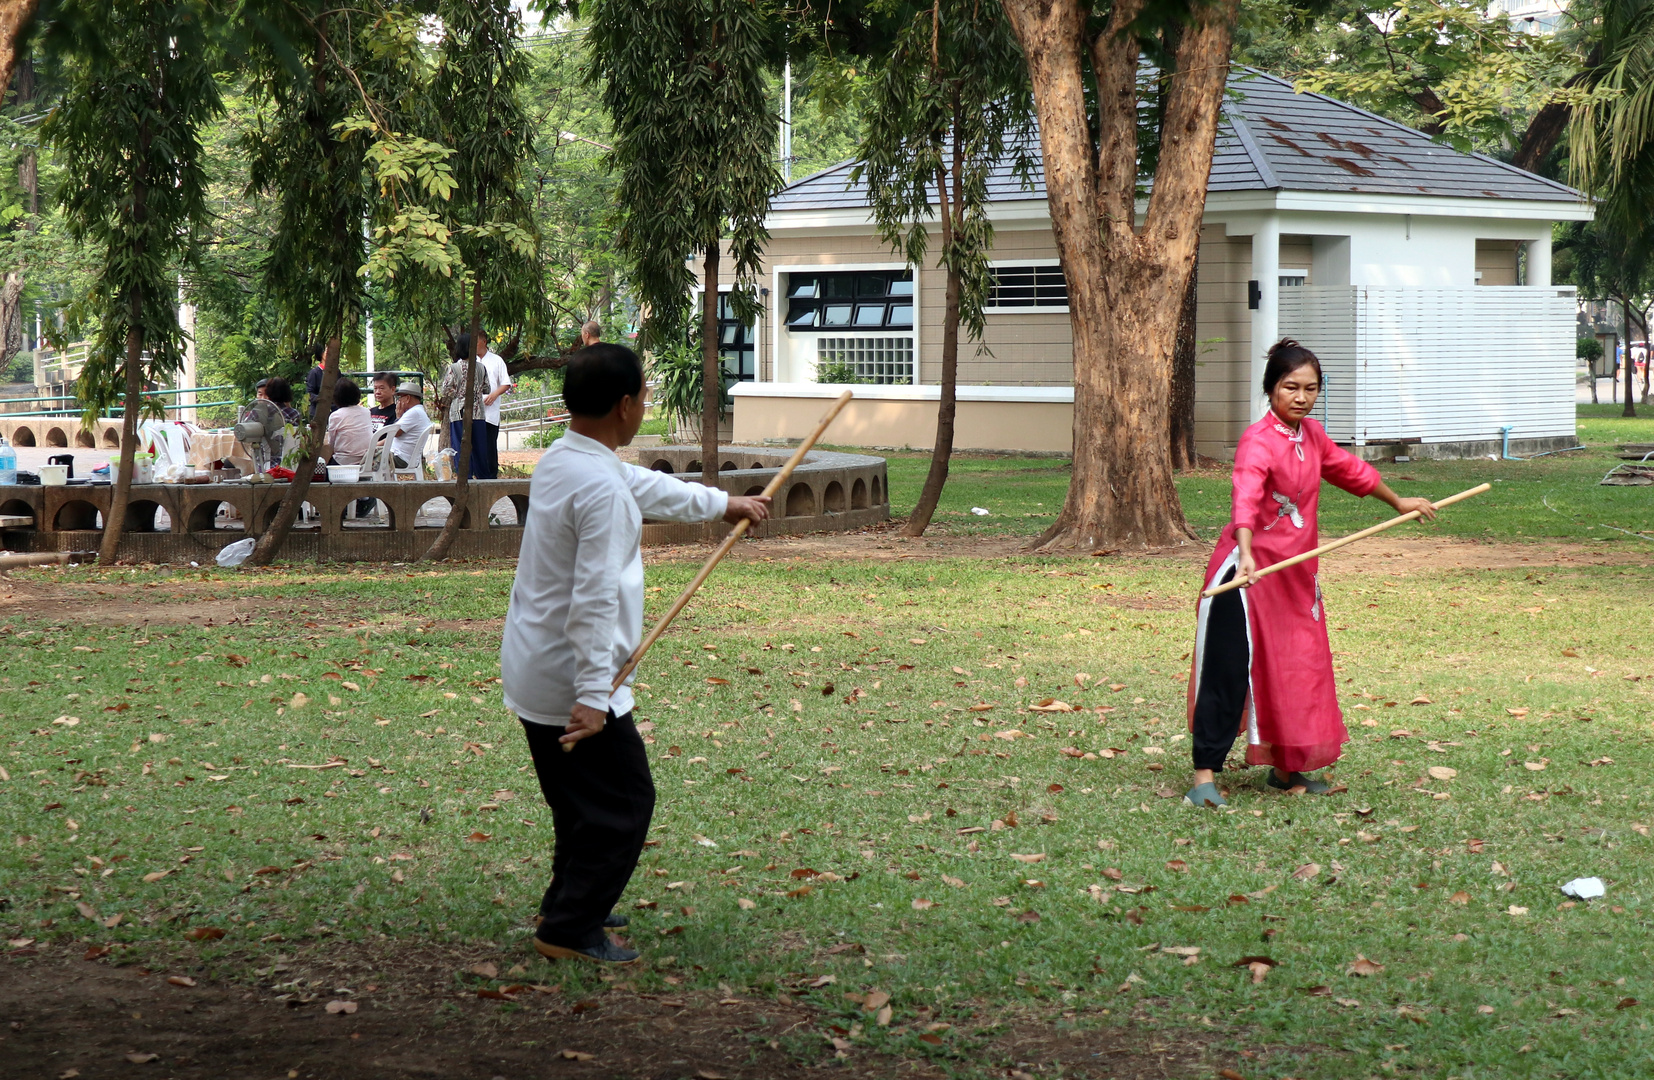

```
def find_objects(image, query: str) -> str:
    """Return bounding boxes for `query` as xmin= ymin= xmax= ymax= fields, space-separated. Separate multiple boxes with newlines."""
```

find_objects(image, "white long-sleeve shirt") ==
xmin=501 ymin=430 xmax=729 ymax=725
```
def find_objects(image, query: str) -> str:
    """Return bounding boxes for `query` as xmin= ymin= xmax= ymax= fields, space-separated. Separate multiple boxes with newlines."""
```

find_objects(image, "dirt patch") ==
xmin=0 ymin=942 xmax=1224 ymax=1080
xmin=0 ymin=579 xmax=254 ymax=629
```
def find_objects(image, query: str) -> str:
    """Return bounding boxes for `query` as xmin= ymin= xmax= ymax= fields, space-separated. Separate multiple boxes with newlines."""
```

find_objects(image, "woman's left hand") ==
xmin=1396 ymin=496 xmax=1437 ymax=521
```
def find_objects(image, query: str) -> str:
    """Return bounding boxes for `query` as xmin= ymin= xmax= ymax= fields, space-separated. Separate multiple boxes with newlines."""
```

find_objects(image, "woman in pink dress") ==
xmin=1183 ymin=340 xmax=1435 ymax=809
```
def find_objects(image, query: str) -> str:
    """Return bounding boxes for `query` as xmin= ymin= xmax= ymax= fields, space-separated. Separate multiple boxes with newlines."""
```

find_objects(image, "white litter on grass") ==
xmin=215 ymin=537 xmax=257 ymax=568
xmin=970 ymin=507 xmax=990 ymax=516
xmin=1561 ymin=877 xmax=1606 ymax=900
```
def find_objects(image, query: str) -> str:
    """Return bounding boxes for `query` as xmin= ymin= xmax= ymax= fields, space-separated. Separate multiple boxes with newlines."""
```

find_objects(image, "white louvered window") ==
xmin=985 ymin=263 xmax=1069 ymax=310
xmin=815 ymin=337 xmax=914 ymax=385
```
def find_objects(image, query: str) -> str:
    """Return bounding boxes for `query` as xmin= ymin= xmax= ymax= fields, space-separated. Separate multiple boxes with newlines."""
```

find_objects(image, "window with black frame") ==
xmin=986 ymin=264 xmax=1069 ymax=309
xmin=786 ymin=271 xmax=914 ymax=331
xmin=716 ymin=294 xmax=756 ymax=381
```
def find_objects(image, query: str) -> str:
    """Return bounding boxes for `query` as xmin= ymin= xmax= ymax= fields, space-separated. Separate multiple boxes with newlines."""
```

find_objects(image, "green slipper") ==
xmin=1184 ymin=782 xmax=1227 ymax=808
xmin=1267 ymin=771 xmax=1332 ymax=794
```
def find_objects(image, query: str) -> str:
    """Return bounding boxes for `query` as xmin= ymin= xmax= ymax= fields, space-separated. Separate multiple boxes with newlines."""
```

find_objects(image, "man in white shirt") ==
xmin=502 ymin=343 xmax=769 ymax=965
xmin=380 ymin=382 xmax=432 ymax=471
xmin=477 ymin=330 xmax=513 ymax=480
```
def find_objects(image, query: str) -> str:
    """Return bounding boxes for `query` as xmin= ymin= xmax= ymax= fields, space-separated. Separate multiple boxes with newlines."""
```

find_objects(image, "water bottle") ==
xmin=0 ymin=435 xmax=16 ymax=485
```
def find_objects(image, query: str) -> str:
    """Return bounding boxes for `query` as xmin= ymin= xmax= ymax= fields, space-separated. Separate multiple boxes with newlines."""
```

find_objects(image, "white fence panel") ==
xmin=1281 ymin=286 xmax=1576 ymax=446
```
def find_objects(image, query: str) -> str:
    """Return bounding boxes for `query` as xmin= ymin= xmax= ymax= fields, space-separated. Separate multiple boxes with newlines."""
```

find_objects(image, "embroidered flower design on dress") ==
xmin=1263 ymin=491 xmax=1304 ymax=531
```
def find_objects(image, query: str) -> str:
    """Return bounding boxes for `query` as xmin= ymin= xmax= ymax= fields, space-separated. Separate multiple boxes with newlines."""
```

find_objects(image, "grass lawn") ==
xmin=4 ymin=533 xmax=1653 ymax=1077
xmin=872 ymin=408 xmax=1654 ymax=544
xmin=2 ymin=404 xmax=1651 ymax=1078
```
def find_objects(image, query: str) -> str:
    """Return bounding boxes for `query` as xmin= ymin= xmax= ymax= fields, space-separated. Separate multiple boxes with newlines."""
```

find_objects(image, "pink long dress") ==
xmin=1186 ymin=412 xmax=1380 ymax=774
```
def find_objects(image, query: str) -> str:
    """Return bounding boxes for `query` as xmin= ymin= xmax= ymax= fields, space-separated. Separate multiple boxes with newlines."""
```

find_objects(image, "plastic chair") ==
xmin=367 ymin=420 xmax=433 ymax=481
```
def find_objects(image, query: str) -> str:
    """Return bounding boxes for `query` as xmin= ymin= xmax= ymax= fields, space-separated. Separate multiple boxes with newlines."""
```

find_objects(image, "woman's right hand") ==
xmin=1236 ymin=552 xmax=1259 ymax=586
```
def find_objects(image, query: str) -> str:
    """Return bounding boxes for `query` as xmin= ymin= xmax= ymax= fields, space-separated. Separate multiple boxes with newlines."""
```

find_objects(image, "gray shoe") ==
xmin=1267 ymin=771 xmax=1331 ymax=794
xmin=1184 ymin=782 xmax=1227 ymax=808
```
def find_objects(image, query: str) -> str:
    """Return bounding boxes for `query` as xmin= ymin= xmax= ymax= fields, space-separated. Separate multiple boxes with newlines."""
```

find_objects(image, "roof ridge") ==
xmin=1221 ymin=99 xmax=1280 ymax=190
xmin=1229 ymin=65 xmax=1585 ymax=200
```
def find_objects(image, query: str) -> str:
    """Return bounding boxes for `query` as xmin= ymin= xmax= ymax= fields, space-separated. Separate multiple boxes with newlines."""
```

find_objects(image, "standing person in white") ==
xmin=477 ymin=329 xmax=513 ymax=480
xmin=501 ymin=343 xmax=771 ymax=964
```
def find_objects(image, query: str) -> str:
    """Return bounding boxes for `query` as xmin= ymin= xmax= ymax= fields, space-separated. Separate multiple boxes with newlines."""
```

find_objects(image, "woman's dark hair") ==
xmin=1262 ymin=339 xmax=1323 ymax=395
xmin=265 ymin=376 xmax=293 ymax=405
xmin=451 ymin=333 xmax=474 ymax=362
xmin=563 ymin=343 xmax=645 ymax=417
xmin=309 ymin=342 xmax=325 ymax=365
xmin=333 ymin=377 xmax=362 ymax=408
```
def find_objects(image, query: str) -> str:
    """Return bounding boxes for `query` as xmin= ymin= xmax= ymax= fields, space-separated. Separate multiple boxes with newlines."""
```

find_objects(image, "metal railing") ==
xmin=0 ymin=384 xmax=241 ymax=419
xmin=499 ymin=391 xmax=570 ymax=430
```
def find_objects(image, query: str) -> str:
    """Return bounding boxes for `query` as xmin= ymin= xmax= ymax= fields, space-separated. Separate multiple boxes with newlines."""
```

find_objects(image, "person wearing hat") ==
xmin=381 ymin=381 xmax=432 ymax=473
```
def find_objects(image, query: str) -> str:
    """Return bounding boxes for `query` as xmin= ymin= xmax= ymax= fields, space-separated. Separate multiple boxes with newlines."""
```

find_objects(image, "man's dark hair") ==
xmin=563 ymin=343 xmax=644 ymax=417
xmin=333 ymin=377 xmax=362 ymax=408
xmin=265 ymin=377 xmax=293 ymax=405
xmin=371 ymin=371 xmax=396 ymax=387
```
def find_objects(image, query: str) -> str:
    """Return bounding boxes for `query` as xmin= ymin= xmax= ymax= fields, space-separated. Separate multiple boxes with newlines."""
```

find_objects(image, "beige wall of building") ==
xmin=701 ymin=224 xmax=1283 ymax=458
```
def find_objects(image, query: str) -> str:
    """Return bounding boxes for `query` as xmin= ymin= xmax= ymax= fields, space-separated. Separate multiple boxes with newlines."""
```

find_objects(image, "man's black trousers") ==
xmin=483 ymin=422 xmax=500 ymax=480
xmin=519 ymin=712 xmax=653 ymax=950
xmin=1191 ymin=567 xmax=1250 ymax=772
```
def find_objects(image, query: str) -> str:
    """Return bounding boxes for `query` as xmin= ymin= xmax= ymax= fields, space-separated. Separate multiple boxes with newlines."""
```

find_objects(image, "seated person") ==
xmin=264 ymin=377 xmax=302 ymax=426
xmin=322 ymin=378 xmax=373 ymax=467
xmin=368 ymin=371 xmax=398 ymax=427
xmin=377 ymin=382 xmax=433 ymax=471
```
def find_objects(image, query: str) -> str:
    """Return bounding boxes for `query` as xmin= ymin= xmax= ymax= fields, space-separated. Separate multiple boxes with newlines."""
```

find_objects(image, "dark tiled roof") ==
xmin=770 ymin=68 xmax=1583 ymax=212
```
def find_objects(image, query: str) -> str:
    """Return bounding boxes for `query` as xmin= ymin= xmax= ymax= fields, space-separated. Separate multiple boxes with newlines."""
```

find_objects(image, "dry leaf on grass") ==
xmin=863 ymin=990 xmax=891 ymax=1012
xmin=1448 ymin=891 xmax=1471 ymax=905
xmin=940 ymin=874 xmax=965 ymax=888
xmin=1291 ymin=863 xmax=1321 ymax=881
xmin=1524 ymin=760 xmax=1548 ymax=771
xmin=123 ymin=1053 xmax=160 ymax=1064
xmin=559 ymin=1050 xmax=596 ymax=1062
xmin=165 ymin=976 xmax=195 ymax=988
xmin=1347 ymin=955 xmax=1384 ymax=977
xmin=1428 ymin=766 xmax=1457 ymax=781
xmin=469 ymin=962 xmax=499 ymax=979
xmin=911 ymin=898 xmax=936 ymax=910
xmin=736 ymin=898 xmax=756 ymax=910
xmin=182 ymin=927 xmax=224 ymax=941
xmin=1009 ymin=853 xmax=1045 ymax=864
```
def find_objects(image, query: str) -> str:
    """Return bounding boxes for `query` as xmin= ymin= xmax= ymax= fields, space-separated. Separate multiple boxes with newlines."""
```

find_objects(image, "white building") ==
xmin=711 ymin=70 xmax=1594 ymax=459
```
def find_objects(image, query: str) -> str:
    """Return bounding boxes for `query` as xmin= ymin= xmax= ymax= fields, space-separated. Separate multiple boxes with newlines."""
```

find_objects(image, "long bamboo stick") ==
xmin=564 ymin=390 xmax=855 ymax=751
xmin=1200 ymin=482 xmax=1490 ymax=599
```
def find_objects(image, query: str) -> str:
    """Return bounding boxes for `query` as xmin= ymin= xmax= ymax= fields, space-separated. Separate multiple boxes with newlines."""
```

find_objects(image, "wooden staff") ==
xmin=565 ymin=390 xmax=855 ymax=751
xmin=1200 ymin=482 xmax=1490 ymax=599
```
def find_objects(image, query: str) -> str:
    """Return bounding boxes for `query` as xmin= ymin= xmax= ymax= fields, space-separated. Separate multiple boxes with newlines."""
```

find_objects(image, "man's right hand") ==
xmin=724 ymin=495 xmax=772 ymax=525
xmin=560 ymin=704 xmax=607 ymax=746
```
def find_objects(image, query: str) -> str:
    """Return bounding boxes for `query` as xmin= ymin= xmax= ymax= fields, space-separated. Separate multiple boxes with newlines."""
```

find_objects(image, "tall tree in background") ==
xmin=590 ymin=0 xmax=781 ymax=489
xmin=421 ymin=0 xmax=536 ymax=561
xmin=244 ymin=3 xmax=454 ymax=565
xmin=999 ymin=0 xmax=1237 ymax=551
xmin=0 ymin=55 xmax=42 ymax=371
xmin=1557 ymin=220 xmax=1651 ymax=416
xmin=1568 ymin=0 xmax=1654 ymax=412
xmin=44 ymin=0 xmax=220 ymax=565
xmin=855 ymin=0 xmax=1031 ymax=536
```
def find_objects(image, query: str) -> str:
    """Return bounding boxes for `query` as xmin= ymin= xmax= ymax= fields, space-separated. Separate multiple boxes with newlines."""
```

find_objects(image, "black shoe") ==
xmin=536 ymin=911 xmax=629 ymax=929
xmin=534 ymin=936 xmax=639 ymax=964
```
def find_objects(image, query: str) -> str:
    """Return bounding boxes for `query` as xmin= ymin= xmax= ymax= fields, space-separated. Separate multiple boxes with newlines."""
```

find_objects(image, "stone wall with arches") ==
xmin=0 ymin=415 xmax=123 ymax=450
xmin=0 ymin=445 xmax=887 ymax=562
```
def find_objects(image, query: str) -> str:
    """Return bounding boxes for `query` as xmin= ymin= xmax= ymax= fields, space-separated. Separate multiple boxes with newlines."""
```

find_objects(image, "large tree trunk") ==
xmin=248 ymin=335 xmax=340 ymax=565
xmin=0 ymin=0 xmax=39 ymax=103
xmin=1 ymin=57 xmax=35 ymax=373
xmin=700 ymin=241 xmax=721 ymax=489
xmin=1168 ymin=247 xmax=1198 ymax=470
xmin=905 ymin=157 xmax=963 ymax=538
xmin=1623 ymin=297 xmax=1637 ymax=418
xmin=1002 ymin=0 xmax=1235 ymax=551
xmin=96 ymin=327 xmax=144 ymax=566
xmin=424 ymin=285 xmax=484 ymax=561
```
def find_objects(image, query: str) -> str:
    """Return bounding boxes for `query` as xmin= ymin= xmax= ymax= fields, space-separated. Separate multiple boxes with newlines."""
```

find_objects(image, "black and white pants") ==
xmin=1190 ymin=565 xmax=1251 ymax=772
xmin=520 ymin=712 xmax=654 ymax=949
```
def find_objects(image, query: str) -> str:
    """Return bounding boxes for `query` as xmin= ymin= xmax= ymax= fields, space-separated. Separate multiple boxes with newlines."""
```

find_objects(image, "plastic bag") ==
xmin=215 ymin=537 xmax=257 ymax=568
